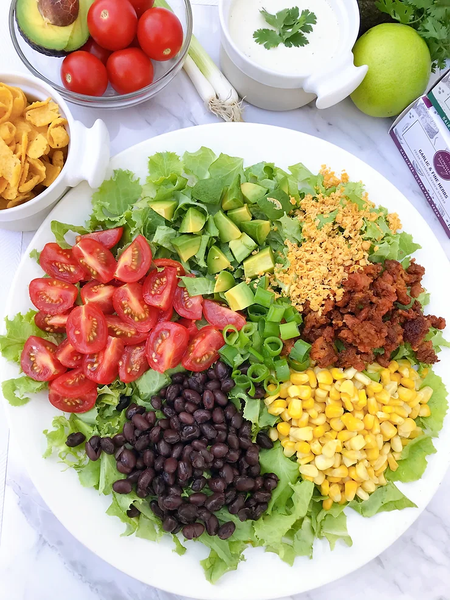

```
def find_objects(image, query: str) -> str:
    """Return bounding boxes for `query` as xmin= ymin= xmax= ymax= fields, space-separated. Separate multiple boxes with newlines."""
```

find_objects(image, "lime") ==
xmin=351 ymin=24 xmax=431 ymax=118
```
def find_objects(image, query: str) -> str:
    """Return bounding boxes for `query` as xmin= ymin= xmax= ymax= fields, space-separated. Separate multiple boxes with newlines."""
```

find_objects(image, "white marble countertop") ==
xmin=1 ymin=2 xmax=450 ymax=600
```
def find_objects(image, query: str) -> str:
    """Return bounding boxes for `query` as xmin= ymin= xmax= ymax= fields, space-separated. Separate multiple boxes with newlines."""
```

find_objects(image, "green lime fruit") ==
xmin=351 ymin=23 xmax=431 ymax=118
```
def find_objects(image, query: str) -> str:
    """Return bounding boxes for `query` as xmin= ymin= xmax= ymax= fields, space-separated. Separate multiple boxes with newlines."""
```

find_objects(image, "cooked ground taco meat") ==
xmin=301 ymin=259 xmax=445 ymax=370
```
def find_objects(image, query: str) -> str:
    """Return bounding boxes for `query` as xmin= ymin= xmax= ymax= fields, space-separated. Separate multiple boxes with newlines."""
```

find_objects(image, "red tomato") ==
xmin=142 ymin=266 xmax=177 ymax=312
xmin=66 ymin=304 xmax=108 ymax=354
xmin=87 ymin=0 xmax=138 ymax=51
xmin=56 ymin=339 xmax=84 ymax=369
xmin=49 ymin=387 xmax=97 ymax=413
xmin=113 ymin=283 xmax=158 ymax=332
xmin=61 ymin=51 xmax=108 ymax=96
xmin=145 ymin=321 xmax=189 ymax=373
xmin=83 ymin=336 xmax=124 ymax=385
xmin=29 ymin=278 xmax=78 ymax=315
xmin=34 ymin=311 xmax=69 ymax=334
xmin=51 ymin=367 xmax=98 ymax=397
xmin=107 ymin=48 xmax=154 ymax=95
xmin=137 ymin=8 xmax=183 ymax=61
xmin=21 ymin=336 xmax=66 ymax=382
xmin=119 ymin=343 xmax=149 ymax=383
xmin=105 ymin=315 xmax=148 ymax=345
xmin=153 ymin=258 xmax=185 ymax=276
xmin=80 ymin=38 xmax=112 ymax=65
xmin=81 ymin=280 xmax=115 ymax=314
xmin=181 ymin=326 xmax=224 ymax=372
xmin=128 ymin=0 xmax=154 ymax=17
xmin=177 ymin=317 xmax=198 ymax=339
xmin=115 ymin=235 xmax=152 ymax=283
xmin=72 ymin=238 xmax=116 ymax=284
xmin=203 ymin=300 xmax=246 ymax=331
xmin=173 ymin=284 xmax=203 ymax=320
xmin=76 ymin=227 xmax=123 ymax=249
xmin=39 ymin=243 xmax=87 ymax=283
xmin=157 ymin=305 xmax=173 ymax=322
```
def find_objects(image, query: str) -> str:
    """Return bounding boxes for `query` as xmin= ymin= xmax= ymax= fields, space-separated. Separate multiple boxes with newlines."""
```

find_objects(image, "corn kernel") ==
xmin=365 ymin=447 xmax=380 ymax=461
xmin=295 ymin=441 xmax=311 ymax=454
xmin=419 ymin=405 xmax=431 ymax=417
xmin=332 ymin=465 xmax=348 ymax=478
xmin=325 ymin=403 xmax=344 ymax=419
xmin=401 ymin=377 xmax=415 ymax=389
xmin=361 ymin=480 xmax=377 ymax=493
xmin=373 ymin=455 xmax=388 ymax=471
xmin=341 ymin=413 xmax=364 ymax=432
xmin=390 ymin=435 xmax=403 ymax=453
xmin=322 ymin=497 xmax=334 ymax=510
xmin=350 ymin=434 xmax=366 ymax=451
xmin=387 ymin=453 xmax=399 ymax=471
xmin=333 ymin=453 xmax=342 ymax=468
xmin=368 ymin=397 xmax=379 ymax=415
xmin=344 ymin=367 xmax=358 ymax=379
xmin=388 ymin=360 xmax=399 ymax=373
xmin=419 ymin=386 xmax=433 ymax=403
xmin=310 ymin=439 xmax=323 ymax=455
xmin=329 ymin=417 xmax=345 ymax=432
xmin=267 ymin=399 xmax=287 ymax=415
xmin=287 ymin=398 xmax=302 ymax=419
xmin=375 ymin=390 xmax=391 ymax=404
xmin=313 ymin=425 xmax=326 ymax=438
xmin=344 ymin=480 xmax=359 ymax=501
xmin=340 ymin=380 xmax=355 ymax=396
xmin=314 ymin=471 xmax=326 ymax=485
xmin=380 ymin=421 xmax=397 ymax=440
xmin=298 ymin=453 xmax=315 ymax=465
xmin=363 ymin=414 xmax=375 ymax=430
xmin=321 ymin=479 xmax=330 ymax=496
xmin=398 ymin=386 xmax=415 ymax=403
xmin=337 ymin=430 xmax=357 ymax=442
xmin=277 ymin=422 xmax=291 ymax=437
xmin=297 ymin=412 xmax=310 ymax=427
xmin=398 ymin=418 xmax=417 ymax=437
xmin=302 ymin=397 xmax=315 ymax=409
xmin=288 ymin=385 xmax=300 ymax=398
xmin=300 ymin=464 xmax=319 ymax=478
xmin=290 ymin=426 xmax=313 ymax=441
xmin=310 ymin=413 xmax=327 ymax=426
xmin=329 ymin=386 xmax=341 ymax=401
xmin=322 ymin=440 xmax=339 ymax=457
xmin=315 ymin=454 xmax=335 ymax=470
xmin=391 ymin=372 xmax=401 ymax=383
xmin=356 ymin=462 xmax=370 ymax=481
xmin=317 ymin=370 xmax=333 ymax=386
xmin=284 ymin=446 xmax=296 ymax=458
xmin=290 ymin=372 xmax=309 ymax=385
xmin=372 ymin=415 xmax=381 ymax=435
xmin=354 ymin=372 xmax=372 ymax=386
xmin=279 ymin=382 xmax=290 ymax=398
xmin=367 ymin=382 xmax=383 ymax=395
xmin=380 ymin=369 xmax=391 ymax=386
xmin=307 ymin=369 xmax=317 ymax=388
xmin=356 ymin=487 xmax=370 ymax=501
xmin=409 ymin=406 xmax=420 ymax=419
xmin=268 ymin=428 xmax=278 ymax=442
xmin=331 ymin=368 xmax=345 ymax=380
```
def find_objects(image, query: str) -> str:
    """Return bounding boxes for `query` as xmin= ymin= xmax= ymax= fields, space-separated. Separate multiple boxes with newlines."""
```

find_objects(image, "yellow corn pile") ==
xmin=265 ymin=360 xmax=433 ymax=509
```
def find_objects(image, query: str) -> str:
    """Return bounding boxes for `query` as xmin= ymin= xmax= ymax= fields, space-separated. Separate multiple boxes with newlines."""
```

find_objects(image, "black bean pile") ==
xmin=70 ymin=361 xmax=278 ymax=541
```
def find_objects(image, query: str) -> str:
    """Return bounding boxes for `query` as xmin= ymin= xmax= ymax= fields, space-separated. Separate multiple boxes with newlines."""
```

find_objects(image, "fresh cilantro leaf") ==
xmin=284 ymin=31 xmax=308 ymax=47
xmin=254 ymin=6 xmax=317 ymax=50
xmin=253 ymin=28 xmax=283 ymax=49
xmin=376 ymin=0 xmax=414 ymax=24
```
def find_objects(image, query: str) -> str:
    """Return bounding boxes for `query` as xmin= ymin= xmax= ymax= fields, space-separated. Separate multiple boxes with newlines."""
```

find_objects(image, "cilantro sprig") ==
xmin=253 ymin=6 xmax=317 ymax=50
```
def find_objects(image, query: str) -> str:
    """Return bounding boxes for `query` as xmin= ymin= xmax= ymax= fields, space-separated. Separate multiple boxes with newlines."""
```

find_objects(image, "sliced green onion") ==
xmin=223 ymin=325 xmax=239 ymax=346
xmin=274 ymin=358 xmax=290 ymax=382
xmin=264 ymin=376 xmax=281 ymax=395
xmin=219 ymin=344 xmax=241 ymax=367
xmin=279 ymin=321 xmax=300 ymax=340
xmin=267 ymin=304 xmax=285 ymax=323
xmin=247 ymin=304 xmax=268 ymax=322
xmin=234 ymin=374 xmax=255 ymax=395
xmin=248 ymin=347 xmax=264 ymax=362
xmin=289 ymin=339 xmax=312 ymax=363
xmin=257 ymin=275 xmax=269 ymax=289
xmin=284 ymin=306 xmax=303 ymax=325
xmin=242 ymin=322 xmax=258 ymax=336
xmin=263 ymin=336 xmax=283 ymax=357
xmin=254 ymin=286 xmax=275 ymax=308
xmin=289 ymin=358 xmax=310 ymax=371
xmin=263 ymin=321 xmax=279 ymax=338
xmin=247 ymin=363 xmax=269 ymax=383
xmin=238 ymin=329 xmax=250 ymax=348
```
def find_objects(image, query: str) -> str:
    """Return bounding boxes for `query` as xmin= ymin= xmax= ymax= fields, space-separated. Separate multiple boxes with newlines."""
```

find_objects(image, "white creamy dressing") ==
xmin=228 ymin=0 xmax=340 ymax=75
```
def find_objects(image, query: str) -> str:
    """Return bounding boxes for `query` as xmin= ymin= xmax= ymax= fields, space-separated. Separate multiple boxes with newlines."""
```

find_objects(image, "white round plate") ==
xmin=2 ymin=123 xmax=450 ymax=600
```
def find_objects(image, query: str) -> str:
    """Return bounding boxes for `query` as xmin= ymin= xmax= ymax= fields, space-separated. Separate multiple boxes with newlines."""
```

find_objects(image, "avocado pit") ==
xmin=37 ymin=0 xmax=79 ymax=27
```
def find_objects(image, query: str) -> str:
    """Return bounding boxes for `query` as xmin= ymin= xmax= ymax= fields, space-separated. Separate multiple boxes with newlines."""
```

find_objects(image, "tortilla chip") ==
xmin=25 ymin=98 xmax=60 ymax=127
xmin=14 ymin=118 xmax=33 ymax=142
xmin=7 ymin=191 xmax=34 ymax=208
xmin=51 ymin=149 xmax=64 ymax=168
xmin=0 ymin=137 xmax=21 ymax=186
xmin=47 ymin=118 xmax=69 ymax=149
xmin=43 ymin=161 xmax=61 ymax=187
xmin=4 ymin=85 xmax=28 ymax=121
xmin=19 ymin=160 xmax=29 ymax=188
xmin=0 ymin=176 xmax=7 ymax=194
xmin=27 ymin=132 xmax=49 ymax=159
xmin=0 ymin=86 xmax=13 ymax=124
xmin=0 ymin=122 xmax=16 ymax=145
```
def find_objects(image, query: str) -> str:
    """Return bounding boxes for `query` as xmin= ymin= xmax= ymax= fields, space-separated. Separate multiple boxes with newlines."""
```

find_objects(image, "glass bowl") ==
xmin=9 ymin=0 xmax=193 ymax=109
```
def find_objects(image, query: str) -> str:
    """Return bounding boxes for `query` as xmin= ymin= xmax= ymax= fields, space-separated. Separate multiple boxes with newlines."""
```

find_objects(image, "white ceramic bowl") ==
xmin=219 ymin=0 xmax=368 ymax=111
xmin=0 ymin=71 xmax=110 ymax=231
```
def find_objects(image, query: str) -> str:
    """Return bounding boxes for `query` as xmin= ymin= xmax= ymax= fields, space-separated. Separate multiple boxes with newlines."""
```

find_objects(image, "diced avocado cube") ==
xmin=227 ymin=205 xmax=252 ymax=226
xmin=225 ymin=282 xmax=255 ymax=311
xmin=214 ymin=271 xmax=236 ymax=293
xmin=243 ymin=247 xmax=275 ymax=279
xmin=241 ymin=220 xmax=271 ymax=245
xmin=214 ymin=210 xmax=241 ymax=243
xmin=229 ymin=233 xmax=257 ymax=263
xmin=241 ymin=182 xmax=267 ymax=204
xmin=172 ymin=235 xmax=202 ymax=263
xmin=222 ymin=175 xmax=244 ymax=211
xmin=179 ymin=207 xmax=206 ymax=233
xmin=148 ymin=199 xmax=178 ymax=221
xmin=207 ymin=245 xmax=231 ymax=274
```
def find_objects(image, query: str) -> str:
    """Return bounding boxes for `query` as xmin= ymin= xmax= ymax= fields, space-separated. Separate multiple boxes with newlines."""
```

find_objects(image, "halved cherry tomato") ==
xmin=56 ymin=339 xmax=84 ymax=369
xmin=34 ymin=311 xmax=70 ymax=333
xmin=173 ymin=284 xmax=203 ymax=320
xmin=21 ymin=336 xmax=66 ymax=382
xmin=177 ymin=317 xmax=198 ymax=339
xmin=105 ymin=315 xmax=148 ymax=345
xmin=66 ymin=304 xmax=108 ymax=353
xmin=115 ymin=235 xmax=152 ymax=283
xmin=203 ymin=299 xmax=246 ymax=331
xmin=157 ymin=305 xmax=173 ymax=322
xmin=29 ymin=278 xmax=78 ymax=315
xmin=119 ymin=343 xmax=149 ymax=383
xmin=142 ymin=266 xmax=177 ymax=312
xmin=51 ymin=367 xmax=98 ymax=397
xmin=76 ymin=227 xmax=123 ymax=249
xmin=83 ymin=336 xmax=124 ymax=385
xmin=72 ymin=239 xmax=116 ymax=284
xmin=181 ymin=326 xmax=224 ymax=372
xmin=39 ymin=243 xmax=87 ymax=283
xmin=153 ymin=258 xmax=185 ymax=276
xmin=49 ymin=386 xmax=97 ymax=413
xmin=145 ymin=322 xmax=189 ymax=373
xmin=113 ymin=283 xmax=158 ymax=332
xmin=81 ymin=280 xmax=115 ymax=314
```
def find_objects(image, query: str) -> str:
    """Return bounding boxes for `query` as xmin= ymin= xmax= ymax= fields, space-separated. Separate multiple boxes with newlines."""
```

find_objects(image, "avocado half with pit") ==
xmin=16 ymin=0 xmax=94 ymax=57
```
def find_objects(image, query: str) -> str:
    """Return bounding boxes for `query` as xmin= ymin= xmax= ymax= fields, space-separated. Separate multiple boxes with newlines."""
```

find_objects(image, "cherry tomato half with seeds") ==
xmin=202 ymin=299 xmax=246 ymax=331
xmin=181 ymin=326 xmax=224 ymax=372
xmin=80 ymin=38 xmax=112 ymax=65
xmin=105 ymin=315 xmax=149 ymax=345
xmin=76 ymin=227 xmax=123 ymax=249
xmin=157 ymin=305 xmax=173 ymax=322
xmin=72 ymin=238 xmax=116 ymax=284
xmin=142 ymin=266 xmax=178 ymax=312
xmin=113 ymin=283 xmax=158 ymax=332
xmin=83 ymin=336 xmax=124 ymax=385
xmin=39 ymin=243 xmax=87 ymax=283
xmin=107 ymin=47 xmax=154 ymax=95
xmin=49 ymin=386 xmax=97 ymax=413
xmin=119 ymin=343 xmax=149 ymax=383
xmin=137 ymin=7 xmax=183 ymax=61
xmin=173 ymin=283 xmax=203 ymax=320
xmin=177 ymin=317 xmax=198 ymax=339
xmin=55 ymin=339 xmax=84 ymax=369
xmin=34 ymin=311 xmax=70 ymax=334
xmin=66 ymin=304 xmax=108 ymax=354
xmin=29 ymin=278 xmax=78 ymax=315
xmin=81 ymin=280 xmax=116 ymax=314
xmin=51 ymin=367 xmax=98 ymax=400
xmin=61 ymin=51 xmax=108 ymax=96
xmin=21 ymin=336 xmax=66 ymax=382
xmin=87 ymin=0 xmax=138 ymax=51
xmin=115 ymin=235 xmax=152 ymax=283
xmin=145 ymin=321 xmax=189 ymax=373
xmin=128 ymin=0 xmax=154 ymax=17
xmin=153 ymin=258 xmax=185 ymax=276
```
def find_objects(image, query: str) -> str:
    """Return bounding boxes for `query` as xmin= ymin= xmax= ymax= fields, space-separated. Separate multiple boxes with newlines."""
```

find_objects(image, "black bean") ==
xmin=127 ymin=469 xmax=141 ymax=483
xmin=206 ymin=367 xmax=217 ymax=380
xmin=123 ymin=422 xmax=136 ymax=444
xmin=200 ymin=423 xmax=217 ymax=440
xmin=127 ymin=505 xmax=140 ymax=518
xmin=183 ymin=388 xmax=202 ymax=404
xmin=224 ymin=404 xmax=237 ymax=420
xmin=154 ymin=455 xmax=165 ymax=472
xmin=151 ymin=395 xmax=162 ymax=410
xmin=205 ymin=380 xmax=220 ymax=391
xmin=205 ymin=514 xmax=219 ymax=536
xmin=177 ymin=503 xmax=198 ymax=524
xmin=221 ymin=378 xmax=235 ymax=393
xmin=239 ymin=457 xmax=249 ymax=474
xmin=193 ymin=409 xmax=211 ymax=424
xmin=240 ymin=422 xmax=252 ymax=438
xmin=227 ymin=433 xmax=239 ymax=450
xmin=254 ymin=476 xmax=264 ymax=490
xmin=191 ymin=452 xmax=206 ymax=470
xmin=228 ymin=494 xmax=246 ymax=514
xmin=112 ymin=433 xmax=126 ymax=447
xmin=182 ymin=379 xmax=190 ymax=388
xmin=253 ymin=502 xmax=268 ymax=520
xmin=120 ymin=448 xmax=137 ymax=470
xmin=162 ymin=516 xmax=178 ymax=533
xmin=246 ymin=446 xmax=260 ymax=466
xmin=186 ymin=377 xmax=202 ymax=393
xmin=136 ymin=457 xmax=144 ymax=470
xmin=169 ymin=415 xmax=180 ymax=431
xmin=202 ymin=389 xmax=215 ymax=410
xmin=66 ymin=432 xmax=85 ymax=447
xmin=225 ymin=488 xmax=237 ymax=505
xmin=157 ymin=439 xmax=172 ymax=457
xmin=164 ymin=457 xmax=178 ymax=474
xmin=231 ymin=413 xmax=243 ymax=429
xmin=248 ymin=464 xmax=261 ymax=478
xmin=163 ymin=470 xmax=176 ymax=486
xmin=150 ymin=500 xmax=164 ymax=519
xmin=204 ymin=492 xmax=225 ymax=512
xmin=88 ymin=435 xmax=101 ymax=451
xmin=181 ymin=445 xmax=193 ymax=461
xmin=220 ymin=464 xmax=234 ymax=485
xmin=239 ymin=437 xmax=252 ymax=450
xmin=212 ymin=459 xmax=224 ymax=470
xmin=180 ymin=424 xmax=201 ymax=442
xmin=250 ymin=386 xmax=265 ymax=399
xmin=126 ymin=403 xmax=145 ymax=420
xmin=189 ymin=492 xmax=207 ymax=506
xmin=159 ymin=387 xmax=167 ymax=398
xmin=179 ymin=411 xmax=194 ymax=425
xmin=134 ymin=434 xmax=151 ymax=452
xmin=162 ymin=495 xmax=183 ymax=510
xmin=210 ymin=442 xmax=228 ymax=458
xmin=245 ymin=496 xmax=257 ymax=509
xmin=113 ymin=479 xmax=132 ymax=494
xmin=171 ymin=372 xmax=185 ymax=384
xmin=138 ymin=468 xmax=155 ymax=489
xmin=116 ymin=461 xmax=132 ymax=474
xmin=148 ymin=426 xmax=161 ymax=443
xmin=185 ymin=401 xmax=197 ymax=414
xmin=98 ymin=437 xmax=115 ymax=455
xmin=183 ymin=523 xmax=205 ymax=540
xmin=85 ymin=441 xmax=101 ymax=461
xmin=191 ymin=440 xmax=207 ymax=451
xmin=256 ymin=431 xmax=274 ymax=449
xmin=218 ymin=521 xmax=235 ymax=540
xmin=172 ymin=442 xmax=184 ymax=460
xmin=235 ymin=476 xmax=255 ymax=492
xmin=197 ymin=507 xmax=211 ymax=522
xmin=238 ymin=508 xmax=252 ymax=521
xmin=116 ymin=395 xmax=131 ymax=412
xmin=214 ymin=361 xmax=229 ymax=379
xmin=163 ymin=429 xmax=180 ymax=444
xmin=213 ymin=390 xmax=228 ymax=406
xmin=167 ymin=484 xmax=182 ymax=496
xmin=153 ymin=475 xmax=166 ymax=495
xmin=132 ymin=413 xmax=150 ymax=431
xmin=174 ymin=397 xmax=185 ymax=413
xmin=193 ymin=371 xmax=208 ymax=385
xmin=208 ymin=478 xmax=226 ymax=493
xmin=263 ymin=477 xmax=277 ymax=492
xmin=239 ymin=364 xmax=249 ymax=375
xmin=166 ymin=384 xmax=181 ymax=403
xmin=163 ymin=406 xmax=176 ymax=418
xmin=212 ymin=407 xmax=224 ymax=424
xmin=226 ymin=449 xmax=240 ymax=463
xmin=193 ymin=468 xmax=203 ymax=478
xmin=191 ymin=476 xmax=206 ymax=491
xmin=216 ymin=431 xmax=227 ymax=443
xmin=146 ymin=411 xmax=157 ymax=426
xmin=177 ymin=460 xmax=192 ymax=482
